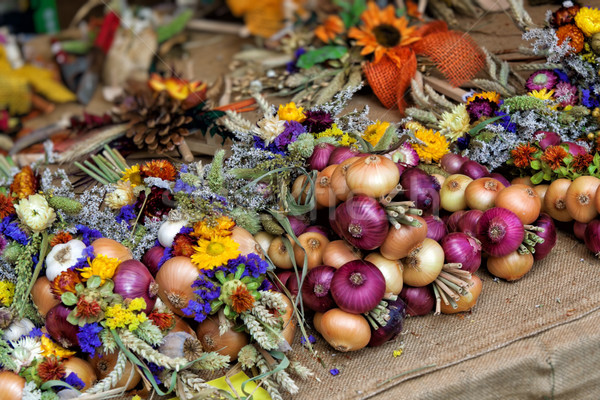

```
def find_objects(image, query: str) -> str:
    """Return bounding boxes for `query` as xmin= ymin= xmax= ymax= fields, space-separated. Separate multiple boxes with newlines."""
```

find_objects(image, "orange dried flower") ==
xmin=50 ymin=231 xmax=73 ymax=247
xmin=10 ymin=166 xmax=37 ymax=200
xmin=511 ymin=143 xmax=537 ymax=168
xmin=141 ymin=160 xmax=177 ymax=181
xmin=51 ymin=270 xmax=82 ymax=298
xmin=572 ymin=153 xmax=594 ymax=172
xmin=76 ymin=297 xmax=102 ymax=318
xmin=314 ymin=15 xmax=345 ymax=43
xmin=147 ymin=311 xmax=175 ymax=330
xmin=556 ymin=24 xmax=584 ymax=53
xmin=0 ymin=193 xmax=15 ymax=219
xmin=38 ymin=357 xmax=66 ymax=382
xmin=541 ymin=145 xmax=569 ymax=170
xmin=231 ymin=285 xmax=255 ymax=313
xmin=172 ymin=234 xmax=196 ymax=257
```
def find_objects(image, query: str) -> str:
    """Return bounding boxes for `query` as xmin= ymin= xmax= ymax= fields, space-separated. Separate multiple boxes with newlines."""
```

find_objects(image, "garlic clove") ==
xmin=46 ymin=239 xmax=86 ymax=281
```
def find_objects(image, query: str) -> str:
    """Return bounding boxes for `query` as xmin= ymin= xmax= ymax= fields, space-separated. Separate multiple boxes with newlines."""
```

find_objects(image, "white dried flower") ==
xmin=10 ymin=336 xmax=42 ymax=372
xmin=105 ymin=181 xmax=135 ymax=209
xmin=14 ymin=194 xmax=56 ymax=232
xmin=257 ymin=115 xmax=286 ymax=145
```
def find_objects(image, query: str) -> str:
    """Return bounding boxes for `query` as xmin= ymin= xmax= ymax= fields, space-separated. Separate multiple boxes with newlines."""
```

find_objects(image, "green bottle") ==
xmin=31 ymin=0 xmax=60 ymax=34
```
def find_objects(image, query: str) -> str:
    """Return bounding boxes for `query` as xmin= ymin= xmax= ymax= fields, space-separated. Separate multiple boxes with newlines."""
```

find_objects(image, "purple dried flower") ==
xmin=274 ymin=121 xmax=306 ymax=149
xmin=466 ymin=99 xmax=497 ymax=122
xmin=525 ymin=70 xmax=558 ymax=91
xmin=302 ymin=110 xmax=334 ymax=133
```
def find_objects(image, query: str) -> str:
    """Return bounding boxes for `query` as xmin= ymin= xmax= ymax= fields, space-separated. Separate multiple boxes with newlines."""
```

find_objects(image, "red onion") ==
xmin=400 ymin=168 xmax=440 ymax=215
xmin=489 ymin=173 xmax=511 ymax=188
xmin=476 ymin=208 xmax=525 ymax=257
xmin=46 ymin=305 xmax=79 ymax=348
xmin=328 ymin=146 xmax=360 ymax=165
xmin=273 ymin=271 xmax=293 ymax=293
xmin=301 ymin=265 xmax=336 ymax=312
xmin=331 ymin=260 xmax=386 ymax=314
xmin=537 ymin=131 xmax=561 ymax=150
xmin=440 ymin=153 xmax=467 ymax=174
xmin=399 ymin=285 xmax=435 ymax=316
xmin=446 ymin=210 xmax=466 ymax=232
xmin=368 ymin=298 xmax=406 ymax=347
xmin=424 ymin=215 xmax=447 ymax=241
xmin=564 ymin=141 xmax=587 ymax=157
xmin=142 ymin=245 xmax=164 ymax=276
xmin=441 ymin=233 xmax=482 ymax=273
xmin=573 ymin=221 xmax=587 ymax=241
xmin=584 ymin=219 xmax=600 ymax=256
xmin=113 ymin=260 xmax=158 ymax=314
xmin=308 ymin=143 xmax=335 ymax=171
xmin=287 ymin=215 xmax=308 ymax=237
xmin=457 ymin=210 xmax=483 ymax=237
xmin=285 ymin=273 xmax=300 ymax=297
xmin=460 ymin=161 xmax=489 ymax=180
xmin=305 ymin=225 xmax=330 ymax=239
xmin=334 ymin=195 xmax=389 ymax=250
xmin=531 ymin=213 xmax=556 ymax=261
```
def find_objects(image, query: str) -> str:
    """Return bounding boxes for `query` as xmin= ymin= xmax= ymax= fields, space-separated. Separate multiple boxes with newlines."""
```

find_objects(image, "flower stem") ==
xmin=24 ymin=231 xmax=49 ymax=305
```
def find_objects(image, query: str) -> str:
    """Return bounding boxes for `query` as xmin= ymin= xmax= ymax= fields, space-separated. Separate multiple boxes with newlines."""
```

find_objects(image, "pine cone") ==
xmin=122 ymin=90 xmax=193 ymax=154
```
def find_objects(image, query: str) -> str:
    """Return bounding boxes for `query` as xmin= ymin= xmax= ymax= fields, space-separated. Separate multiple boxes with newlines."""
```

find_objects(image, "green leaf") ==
xmin=559 ymin=166 xmax=568 ymax=176
xmin=66 ymin=312 xmax=79 ymax=326
xmin=61 ymin=292 xmax=78 ymax=306
xmin=372 ymin=125 xmax=399 ymax=152
xmin=88 ymin=275 xmax=101 ymax=289
xmin=543 ymin=170 xmax=552 ymax=180
xmin=530 ymin=160 xmax=541 ymax=170
xmin=75 ymin=283 xmax=84 ymax=292
xmin=296 ymin=46 xmax=348 ymax=69
xmin=156 ymin=9 xmax=193 ymax=43
xmin=468 ymin=115 xmax=505 ymax=136
xmin=531 ymin=171 xmax=544 ymax=185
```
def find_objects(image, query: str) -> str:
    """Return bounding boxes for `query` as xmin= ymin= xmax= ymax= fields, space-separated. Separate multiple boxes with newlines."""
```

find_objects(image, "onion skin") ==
xmin=315 ymin=165 xmax=339 ymax=208
xmin=566 ymin=176 xmax=600 ymax=223
xmin=31 ymin=277 xmax=60 ymax=317
xmin=439 ymin=275 xmax=482 ymax=314
xmin=328 ymin=146 xmax=360 ymax=165
xmin=424 ymin=215 xmax=447 ymax=242
xmin=172 ymin=316 xmax=196 ymax=337
xmin=460 ymin=161 xmax=489 ymax=180
xmin=89 ymin=350 xmax=141 ymax=391
xmin=573 ymin=221 xmax=587 ymax=241
xmin=534 ymin=185 xmax=550 ymax=213
xmin=63 ymin=357 xmax=97 ymax=391
xmin=322 ymin=240 xmax=361 ymax=269
xmin=564 ymin=141 xmax=587 ymax=157
xmin=142 ymin=245 xmax=165 ymax=277
xmin=320 ymin=309 xmax=371 ymax=352
xmin=465 ymin=177 xmax=505 ymax=211
xmin=293 ymin=232 xmax=329 ymax=270
xmin=331 ymin=157 xmax=361 ymax=201
xmin=456 ymin=209 xmax=483 ymax=237
xmin=231 ymin=226 xmax=261 ymax=257
xmin=113 ymin=260 xmax=158 ymax=314
xmin=335 ymin=195 xmax=389 ymax=250
xmin=545 ymin=179 xmax=573 ymax=222
xmin=532 ymin=214 xmax=557 ymax=261
xmin=301 ymin=265 xmax=336 ymax=312
xmin=308 ymin=142 xmax=335 ymax=171
xmin=278 ymin=294 xmax=297 ymax=345
xmin=476 ymin=208 xmax=525 ymax=257
xmin=400 ymin=168 xmax=441 ymax=215
xmin=440 ymin=153 xmax=467 ymax=174
xmin=91 ymin=238 xmax=133 ymax=262
xmin=305 ymin=225 xmax=330 ymax=239
xmin=489 ymin=173 xmax=511 ymax=188
xmin=46 ymin=304 xmax=80 ymax=348
xmin=313 ymin=312 xmax=324 ymax=333
xmin=399 ymin=285 xmax=435 ymax=316
xmin=440 ymin=174 xmax=473 ymax=212
xmin=155 ymin=257 xmax=198 ymax=316
xmin=268 ymin=237 xmax=294 ymax=270
xmin=496 ymin=184 xmax=541 ymax=225
xmin=346 ymin=155 xmax=400 ymax=198
xmin=446 ymin=210 xmax=466 ymax=232
xmin=380 ymin=215 xmax=427 ymax=259
xmin=537 ymin=131 xmax=561 ymax=150
xmin=197 ymin=316 xmax=249 ymax=360
xmin=584 ymin=220 xmax=600 ymax=257
xmin=402 ymin=239 xmax=445 ymax=287
xmin=331 ymin=260 xmax=386 ymax=314
xmin=0 ymin=371 xmax=25 ymax=399
xmin=368 ymin=298 xmax=406 ymax=347
xmin=287 ymin=216 xmax=308 ymax=237
xmin=487 ymin=250 xmax=534 ymax=281
xmin=365 ymin=252 xmax=404 ymax=296
xmin=511 ymin=177 xmax=533 ymax=187
xmin=441 ymin=233 xmax=482 ymax=273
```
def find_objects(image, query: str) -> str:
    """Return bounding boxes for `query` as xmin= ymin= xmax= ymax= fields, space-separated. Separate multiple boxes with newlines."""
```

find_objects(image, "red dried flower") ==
xmin=141 ymin=160 xmax=177 ymax=181
xmin=572 ymin=154 xmax=594 ymax=172
xmin=0 ymin=193 xmax=15 ymax=219
xmin=50 ymin=231 xmax=74 ymax=247
xmin=136 ymin=187 xmax=173 ymax=220
xmin=147 ymin=311 xmax=175 ymax=330
xmin=231 ymin=285 xmax=255 ymax=314
xmin=541 ymin=145 xmax=569 ymax=170
xmin=38 ymin=357 xmax=66 ymax=382
xmin=51 ymin=270 xmax=82 ymax=298
xmin=76 ymin=297 xmax=102 ymax=318
xmin=172 ymin=233 xmax=195 ymax=257
xmin=511 ymin=143 xmax=537 ymax=168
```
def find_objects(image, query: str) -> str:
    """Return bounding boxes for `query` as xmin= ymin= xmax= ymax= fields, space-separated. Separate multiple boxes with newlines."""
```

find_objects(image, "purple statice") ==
xmin=226 ymin=253 xmax=268 ymax=278
xmin=466 ymin=99 xmax=498 ymax=122
xmin=179 ymin=164 xmax=189 ymax=173
xmin=525 ymin=70 xmax=558 ymax=91
xmin=181 ymin=276 xmax=221 ymax=323
xmin=456 ymin=135 xmax=471 ymax=150
xmin=553 ymin=69 xmax=569 ymax=82
xmin=582 ymin=87 xmax=600 ymax=108
xmin=253 ymin=136 xmax=286 ymax=156
xmin=554 ymin=81 xmax=578 ymax=107
xmin=330 ymin=368 xmax=340 ymax=376
xmin=76 ymin=224 xmax=103 ymax=246
xmin=174 ymin=179 xmax=194 ymax=194
xmin=116 ymin=204 xmax=136 ymax=225
xmin=147 ymin=362 xmax=164 ymax=385
xmin=64 ymin=372 xmax=85 ymax=390
xmin=286 ymin=47 xmax=307 ymax=73
xmin=302 ymin=110 xmax=334 ymax=133
xmin=77 ymin=323 xmax=103 ymax=357
xmin=0 ymin=235 xmax=6 ymax=254
xmin=0 ymin=216 xmax=29 ymax=245
xmin=27 ymin=327 xmax=43 ymax=338
xmin=274 ymin=121 xmax=305 ymax=150
xmin=258 ymin=279 xmax=273 ymax=291
xmin=301 ymin=335 xmax=316 ymax=346
xmin=158 ymin=247 xmax=172 ymax=268
xmin=70 ymin=245 xmax=95 ymax=271
xmin=179 ymin=226 xmax=193 ymax=235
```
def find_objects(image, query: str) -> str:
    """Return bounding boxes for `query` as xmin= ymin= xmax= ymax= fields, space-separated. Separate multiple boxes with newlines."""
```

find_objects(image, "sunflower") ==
xmin=314 ymin=15 xmax=345 ymax=43
xmin=121 ymin=165 xmax=142 ymax=187
xmin=191 ymin=235 xmax=240 ymax=270
xmin=348 ymin=2 xmax=420 ymax=64
xmin=466 ymin=91 xmax=501 ymax=104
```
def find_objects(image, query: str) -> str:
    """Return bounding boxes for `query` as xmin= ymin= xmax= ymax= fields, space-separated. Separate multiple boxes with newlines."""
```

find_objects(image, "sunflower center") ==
xmin=373 ymin=24 xmax=401 ymax=47
xmin=206 ymin=242 xmax=225 ymax=256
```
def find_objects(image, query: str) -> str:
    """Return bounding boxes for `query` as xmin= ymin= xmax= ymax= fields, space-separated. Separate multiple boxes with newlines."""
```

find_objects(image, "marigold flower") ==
xmin=572 ymin=153 xmax=594 ymax=172
xmin=77 ymin=254 xmax=120 ymax=283
xmin=412 ymin=127 xmax=449 ymax=163
xmin=191 ymin=235 xmax=240 ymax=270
xmin=511 ymin=143 xmax=537 ymax=168
xmin=230 ymin=284 xmax=255 ymax=313
xmin=141 ymin=160 xmax=177 ymax=181
xmin=314 ymin=15 xmax=345 ymax=43
xmin=363 ymin=121 xmax=390 ymax=146
xmin=541 ymin=145 xmax=569 ymax=170
xmin=574 ymin=7 xmax=600 ymax=37
xmin=50 ymin=231 xmax=73 ymax=247
xmin=10 ymin=166 xmax=37 ymax=200
xmin=37 ymin=357 xmax=65 ymax=382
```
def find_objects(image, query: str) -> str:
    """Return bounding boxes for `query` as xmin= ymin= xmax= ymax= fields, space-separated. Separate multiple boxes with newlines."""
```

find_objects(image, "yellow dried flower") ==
xmin=10 ymin=166 xmax=36 ymax=200
xmin=105 ymin=181 xmax=135 ymax=209
xmin=363 ymin=121 xmax=390 ymax=146
xmin=77 ymin=255 xmax=120 ymax=283
xmin=14 ymin=194 xmax=56 ymax=232
xmin=412 ymin=127 xmax=449 ymax=163
xmin=192 ymin=216 xmax=235 ymax=239
xmin=40 ymin=335 xmax=76 ymax=359
xmin=191 ymin=235 xmax=240 ymax=270
xmin=0 ymin=281 xmax=14 ymax=307
xmin=528 ymin=88 xmax=555 ymax=101
xmin=278 ymin=102 xmax=306 ymax=122
xmin=466 ymin=91 xmax=500 ymax=104
xmin=439 ymin=104 xmax=470 ymax=142
xmin=316 ymin=123 xmax=343 ymax=138
xmin=105 ymin=300 xmax=148 ymax=331
xmin=121 ymin=165 xmax=142 ymax=187
xmin=574 ymin=7 xmax=600 ymax=37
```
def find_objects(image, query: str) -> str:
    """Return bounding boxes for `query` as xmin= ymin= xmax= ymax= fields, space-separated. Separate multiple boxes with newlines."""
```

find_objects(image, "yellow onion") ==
xmin=440 ymin=174 xmax=473 ymax=212
xmin=565 ymin=176 xmax=600 ymax=223
xmin=254 ymin=231 xmax=275 ymax=255
xmin=319 ymin=308 xmax=371 ymax=352
xmin=533 ymin=185 xmax=549 ymax=213
xmin=291 ymin=175 xmax=310 ymax=204
xmin=89 ymin=350 xmax=141 ymax=391
xmin=172 ymin=316 xmax=197 ymax=337
xmin=331 ymin=156 xmax=361 ymax=201
xmin=544 ymin=179 xmax=572 ymax=222
xmin=380 ymin=216 xmax=428 ymax=260
xmin=155 ymin=257 xmax=198 ymax=316
xmin=293 ymin=232 xmax=329 ymax=270
xmin=268 ymin=236 xmax=294 ymax=269
xmin=63 ymin=357 xmax=97 ymax=391
xmin=278 ymin=294 xmax=296 ymax=345
xmin=402 ymin=239 xmax=444 ymax=287
xmin=91 ymin=238 xmax=133 ymax=262
xmin=486 ymin=250 xmax=534 ymax=281
xmin=464 ymin=177 xmax=505 ymax=211
xmin=231 ymin=226 xmax=262 ymax=257
xmin=365 ymin=252 xmax=403 ymax=296
xmin=511 ymin=176 xmax=533 ymax=187
xmin=31 ymin=277 xmax=60 ymax=317
xmin=0 ymin=371 xmax=25 ymax=400
xmin=346 ymin=155 xmax=400 ymax=198
xmin=315 ymin=164 xmax=339 ymax=208
xmin=495 ymin=184 xmax=541 ymax=225
xmin=322 ymin=240 xmax=361 ymax=269
xmin=313 ymin=312 xmax=324 ymax=333
xmin=439 ymin=275 xmax=482 ymax=314
xmin=196 ymin=316 xmax=249 ymax=361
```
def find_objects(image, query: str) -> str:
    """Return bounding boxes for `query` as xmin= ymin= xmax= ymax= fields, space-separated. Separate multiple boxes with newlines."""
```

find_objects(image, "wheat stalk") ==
xmin=86 ymin=351 xmax=128 ymax=394
xmin=119 ymin=330 xmax=187 ymax=370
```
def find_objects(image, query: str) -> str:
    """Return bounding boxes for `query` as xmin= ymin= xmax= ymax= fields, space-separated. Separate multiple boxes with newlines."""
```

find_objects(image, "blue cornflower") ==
xmin=553 ymin=69 xmax=569 ymax=82
xmin=77 ymin=323 xmax=103 ymax=358
xmin=116 ymin=204 xmax=136 ymax=225
xmin=330 ymin=368 xmax=340 ymax=376
xmin=301 ymin=335 xmax=316 ymax=346
xmin=582 ymin=87 xmax=600 ymax=108
xmin=174 ymin=179 xmax=195 ymax=194
xmin=0 ymin=216 xmax=29 ymax=245
xmin=76 ymin=224 xmax=102 ymax=246
xmin=64 ymin=372 xmax=85 ymax=390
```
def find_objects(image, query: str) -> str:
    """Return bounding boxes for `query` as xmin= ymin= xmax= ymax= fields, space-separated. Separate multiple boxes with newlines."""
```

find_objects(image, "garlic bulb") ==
xmin=46 ymin=239 xmax=86 ymax=281
xmin=158 ymin=210 xmax=187 ymax=248
xmin=3 ymin=318 xmax=34 ymax=342
xmin=158 ymin=331 xmax=203 ymax=362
